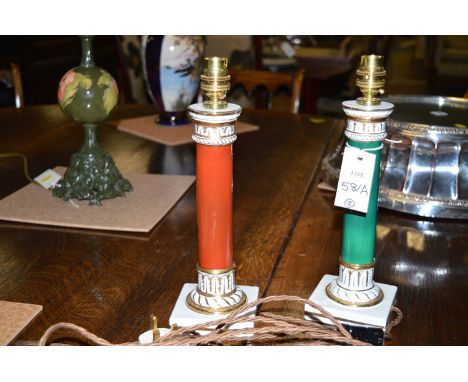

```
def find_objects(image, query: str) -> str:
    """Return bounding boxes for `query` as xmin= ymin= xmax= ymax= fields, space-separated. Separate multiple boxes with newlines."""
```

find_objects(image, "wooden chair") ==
xmin=0 ymin=63 xmax=24 ymax=108
xmin=229 ymin=69 xmax=305 ymax=114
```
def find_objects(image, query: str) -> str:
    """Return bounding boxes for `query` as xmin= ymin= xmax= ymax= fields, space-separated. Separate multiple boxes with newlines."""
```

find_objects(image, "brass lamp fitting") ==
xmin=356 ymin=55 xmax=386 ymax=106
xmin=200 ymin=57 xmax=230 ymax=109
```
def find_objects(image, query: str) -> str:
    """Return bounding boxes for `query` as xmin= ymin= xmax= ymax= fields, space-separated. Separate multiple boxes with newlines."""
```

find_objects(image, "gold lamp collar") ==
xmin=356 ymin=55 xmax=386 ymax=106
xmin=200 ymin=57 xmax=230 ymax=110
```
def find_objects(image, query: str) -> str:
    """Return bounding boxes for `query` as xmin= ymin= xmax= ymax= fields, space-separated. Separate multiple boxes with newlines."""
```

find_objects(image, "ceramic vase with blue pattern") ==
xmin=142 ymin=35 xmax=204 ymax=126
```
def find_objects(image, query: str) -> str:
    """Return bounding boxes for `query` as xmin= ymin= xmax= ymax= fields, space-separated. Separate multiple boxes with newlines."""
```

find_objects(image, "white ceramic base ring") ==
xmin=186 ymin=287 xmax=247 ymax=314
xmin=325 ymin=279 xmax=384 ymax=307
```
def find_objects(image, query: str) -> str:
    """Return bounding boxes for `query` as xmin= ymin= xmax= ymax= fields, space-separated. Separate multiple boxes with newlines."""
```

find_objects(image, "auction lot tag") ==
xmin=34 ymin=169 xmax=62 ymax=189
xmin=334 ymin=147 xmax=376 ymax=214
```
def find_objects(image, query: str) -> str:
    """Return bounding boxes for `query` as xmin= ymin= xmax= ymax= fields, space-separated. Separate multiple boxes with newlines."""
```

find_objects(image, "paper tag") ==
xmin=34 ymin=169 xmax=62 ymax=189
xmin=334 ymin=147 xmax=376 ymax=213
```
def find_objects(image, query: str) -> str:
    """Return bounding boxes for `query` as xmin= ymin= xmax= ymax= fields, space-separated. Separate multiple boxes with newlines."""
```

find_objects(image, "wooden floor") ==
xmin=0 ymin=104 xmax=465 ymax=345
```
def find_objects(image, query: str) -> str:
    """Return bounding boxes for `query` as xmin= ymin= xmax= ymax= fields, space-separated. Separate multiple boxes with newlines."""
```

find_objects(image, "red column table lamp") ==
xmin=169 ymin=57 xmax=259 ymax=328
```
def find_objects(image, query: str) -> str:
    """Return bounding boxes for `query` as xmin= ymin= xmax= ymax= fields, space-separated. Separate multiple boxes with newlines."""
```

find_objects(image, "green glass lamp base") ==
xmin=53 ymin=124 xmax=132 ymax=206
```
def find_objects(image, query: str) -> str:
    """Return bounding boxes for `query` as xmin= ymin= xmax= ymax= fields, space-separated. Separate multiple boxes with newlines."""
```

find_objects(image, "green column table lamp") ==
xmin=53 ymin=35 xmax=132 ymax=205
xmin=307 ymin=55 xmax=398 ymax=345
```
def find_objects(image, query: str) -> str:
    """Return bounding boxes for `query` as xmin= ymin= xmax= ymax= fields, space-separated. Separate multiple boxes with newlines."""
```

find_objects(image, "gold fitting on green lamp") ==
xmin=356 ymin=55 xmax=386 ymax=106
xmin=200 ymin=57 xmax=230 ymax=109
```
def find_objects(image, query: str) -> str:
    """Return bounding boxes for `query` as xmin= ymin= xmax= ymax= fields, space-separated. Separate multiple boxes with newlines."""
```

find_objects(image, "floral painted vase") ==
xmin=142 ymin=35 xmax=204 ymax=126
xmin=53 ymin=36 xmax=132 ymax=206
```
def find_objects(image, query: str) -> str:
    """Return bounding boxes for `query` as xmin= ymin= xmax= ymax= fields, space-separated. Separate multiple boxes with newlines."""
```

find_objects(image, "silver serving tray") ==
xmin=322 ymin=95 xmax=468 ymax=219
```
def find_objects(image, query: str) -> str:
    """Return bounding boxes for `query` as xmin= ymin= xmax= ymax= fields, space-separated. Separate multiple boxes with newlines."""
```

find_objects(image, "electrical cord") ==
xmin=0 ymin=152 xmax=38 ymax=185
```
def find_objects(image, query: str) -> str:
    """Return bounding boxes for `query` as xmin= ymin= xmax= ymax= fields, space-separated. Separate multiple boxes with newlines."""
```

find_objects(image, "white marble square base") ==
xmin=306 ymin=274 xmax=397 ymax=329
xmin=169 ymin=283 xmax=259 ymax=330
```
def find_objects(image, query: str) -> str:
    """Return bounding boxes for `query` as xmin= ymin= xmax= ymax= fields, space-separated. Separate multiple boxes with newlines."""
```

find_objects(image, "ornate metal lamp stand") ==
xmin=53 ymin=36 xmax=132 ymax=205
xmin=307 ymin=55 xmax=398 ymax=345
xmin=169 ymin=57 xmax=258 ymax=328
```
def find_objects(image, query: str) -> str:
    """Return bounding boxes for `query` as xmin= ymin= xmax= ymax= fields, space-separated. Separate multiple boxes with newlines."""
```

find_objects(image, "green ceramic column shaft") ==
xmin=341 ymin=139 xmax=381 ymax=265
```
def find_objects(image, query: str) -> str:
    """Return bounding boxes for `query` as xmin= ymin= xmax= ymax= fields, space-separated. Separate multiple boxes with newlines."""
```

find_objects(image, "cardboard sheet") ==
xmin=0 ymin=167 xmax=195 ymax=232
xmin=0 ymin=301 xmax=43 ymax=345
xmin=114 ymin=115 xmax=259 ymax=146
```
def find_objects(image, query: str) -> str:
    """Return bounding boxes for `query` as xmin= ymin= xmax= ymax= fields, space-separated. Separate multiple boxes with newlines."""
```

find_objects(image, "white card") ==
xmin=334 ymin=146 xmax=376 ymax=213
xmin=34 ymin=169 xmax=62 ymax=189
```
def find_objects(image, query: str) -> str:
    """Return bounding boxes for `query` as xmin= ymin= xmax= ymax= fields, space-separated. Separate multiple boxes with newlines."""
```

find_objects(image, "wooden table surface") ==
xmin=0 ymin=104 xmax=466 ymax=346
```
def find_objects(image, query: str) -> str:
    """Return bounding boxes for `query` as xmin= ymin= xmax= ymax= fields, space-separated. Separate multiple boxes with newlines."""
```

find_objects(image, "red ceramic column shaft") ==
xmin=183 ymin=57 xmax=248 ymax=315
xmin=196 ymin=144 xmax=233 ymax=270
